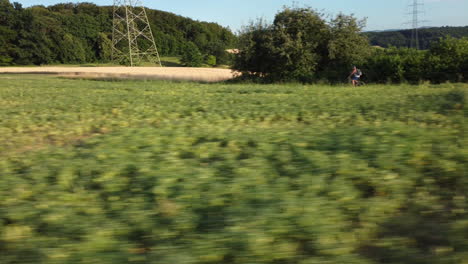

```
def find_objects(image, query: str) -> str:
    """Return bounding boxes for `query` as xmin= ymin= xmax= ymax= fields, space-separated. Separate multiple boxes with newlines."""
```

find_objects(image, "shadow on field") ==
xmin=160 ymin=60 xmax=183 ymax=67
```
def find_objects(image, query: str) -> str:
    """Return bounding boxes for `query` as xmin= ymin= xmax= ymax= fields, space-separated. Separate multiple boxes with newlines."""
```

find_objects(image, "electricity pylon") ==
xmin=406 ymin=0 xmax=426 ymax=50
xmin=112 ymin=0 xmax=162 ymax=66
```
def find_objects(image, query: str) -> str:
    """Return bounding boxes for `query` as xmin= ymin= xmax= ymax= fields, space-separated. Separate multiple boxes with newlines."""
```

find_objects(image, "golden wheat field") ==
xmin=0 ymin=67 xmax=237 ymax=82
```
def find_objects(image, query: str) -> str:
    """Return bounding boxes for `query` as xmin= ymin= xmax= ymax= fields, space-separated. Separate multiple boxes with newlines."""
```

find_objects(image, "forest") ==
xmin=365 ymin=26 xmax=468 ymax=49
xmin=0 ymin=0 xmax=237 ymax=66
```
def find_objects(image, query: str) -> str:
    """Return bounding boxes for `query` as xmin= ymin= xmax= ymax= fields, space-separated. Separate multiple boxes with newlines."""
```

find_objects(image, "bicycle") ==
xmin=346 ymin=77 xmax=366 ymax=87
xmin=355 ymin=79 xmax=366 ymax=86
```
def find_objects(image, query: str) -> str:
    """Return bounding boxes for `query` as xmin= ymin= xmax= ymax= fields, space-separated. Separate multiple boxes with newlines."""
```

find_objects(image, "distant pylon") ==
xmin=112 ymin=0 xmax=162 ymax=66
xmin=407 ymin=0 xmax=425 ymax=50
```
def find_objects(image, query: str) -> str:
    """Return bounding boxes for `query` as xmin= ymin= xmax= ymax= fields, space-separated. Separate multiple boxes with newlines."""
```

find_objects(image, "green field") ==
xmin=0 ymin=75 xmax=467 ymax=264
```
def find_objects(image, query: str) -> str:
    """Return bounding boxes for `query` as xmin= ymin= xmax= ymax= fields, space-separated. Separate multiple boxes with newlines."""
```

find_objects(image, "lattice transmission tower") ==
xmin=407 ymin=0 xmax=426 ymax=50
xmin=112 ymin=0 xmax=162 ymax=66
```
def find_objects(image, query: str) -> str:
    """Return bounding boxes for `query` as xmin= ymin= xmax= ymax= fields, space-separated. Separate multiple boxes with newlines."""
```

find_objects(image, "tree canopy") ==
xmin=233 ymin=7 xmax=371 ymax=83
xmin=0 ymin=1 xmax=237 ymax=66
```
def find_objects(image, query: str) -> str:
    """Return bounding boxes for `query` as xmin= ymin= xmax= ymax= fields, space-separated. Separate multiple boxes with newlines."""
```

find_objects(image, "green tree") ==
xmin=14 ymin=7 xmax=56 ymax=65
xmin=323 ymin=13 xmax=371 ymax=80
xmin=205 ymin=55 xmax=217 ymax=67
xmin=425 ymin=37 xmax=468 ymax=82
xmin=181 ymin=41 xmax=203 ymax=67
xmin=0 ymin=26 xmax=15 ymax=65
xmin=233 ymin=19 xmax=276 ymax=79
xmin=0 ymin=0 xmax=13 ymax=24
xmin=269 ymin=7 xmax=329 ymax=82
xmin=206 ymin=40 xmax=231 ymax=66
xmin=0 ymin=0 xmax=16 ymax=65
xmin=233 ymin=6 xmax=371 ymax=83
xmin=0 ymin=25 xmax=16 ymax=65
xmin=58 ymin=33 xmax=86 ymax=63
xmin=96 ymin=32 xmax=112 ymax=62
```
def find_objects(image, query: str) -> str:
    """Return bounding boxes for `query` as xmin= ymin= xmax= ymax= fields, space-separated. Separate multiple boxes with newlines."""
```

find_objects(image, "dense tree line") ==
xmin=0 ymin=0 xmax=237 ymax=66
xmin=365 ymin=26 xmax=468 ymax=49
xmin=233 ymin=6 xmax=468 ymax=84
xmin=364 ymin=37 xmax=468 ymax=83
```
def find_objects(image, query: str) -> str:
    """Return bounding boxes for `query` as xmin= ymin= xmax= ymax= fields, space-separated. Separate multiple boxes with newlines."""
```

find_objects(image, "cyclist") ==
xmin=349 ymin=66 xmax=362 ymax=86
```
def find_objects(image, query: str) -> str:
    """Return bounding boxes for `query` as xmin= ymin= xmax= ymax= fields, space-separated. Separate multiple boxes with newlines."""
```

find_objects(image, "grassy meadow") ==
xmin=0 ymin=75 xmax=467 ymax=264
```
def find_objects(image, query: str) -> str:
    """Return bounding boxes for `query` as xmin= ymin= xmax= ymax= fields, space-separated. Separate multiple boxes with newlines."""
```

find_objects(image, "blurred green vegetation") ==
xmin=0 ymin=75 xmax=467 ymax=263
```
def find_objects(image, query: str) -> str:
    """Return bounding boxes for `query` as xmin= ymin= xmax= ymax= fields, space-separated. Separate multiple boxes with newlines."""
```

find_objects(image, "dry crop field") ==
xmin=0 ymin=67 xmax=236 ymax=82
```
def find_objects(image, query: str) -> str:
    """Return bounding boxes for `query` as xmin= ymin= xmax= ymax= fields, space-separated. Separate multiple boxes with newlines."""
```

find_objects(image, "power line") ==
xmin=405 ymin=0 xmax=426 ymax=50
xmin=112 ymin=0 xmax=162 ymax=66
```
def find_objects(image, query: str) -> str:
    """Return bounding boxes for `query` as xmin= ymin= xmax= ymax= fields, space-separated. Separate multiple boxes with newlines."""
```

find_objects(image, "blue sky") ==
xmin=14 ymin=0 xmax=468 ymax=32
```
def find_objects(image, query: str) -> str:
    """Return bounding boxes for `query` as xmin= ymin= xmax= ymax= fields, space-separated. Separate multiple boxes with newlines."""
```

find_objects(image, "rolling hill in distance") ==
xmin=364 ymin=26 xmax=468 ymax=49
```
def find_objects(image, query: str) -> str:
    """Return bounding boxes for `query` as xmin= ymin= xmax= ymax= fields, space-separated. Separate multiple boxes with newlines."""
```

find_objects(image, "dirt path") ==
xmin=0 ymin=67 xmax=237 ymax=82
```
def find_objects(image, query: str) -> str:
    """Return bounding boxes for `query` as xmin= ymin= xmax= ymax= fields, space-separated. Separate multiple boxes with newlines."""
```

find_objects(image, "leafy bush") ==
xmin=205 ymin=55 xmax=217 ymax=67
xmin=426 ymin=37 xmax=468 ymax=83
xmin=181 ymin=41 xmax=204 ymax=67
xmin=363 ymin=47 xmax=426 ymax=83
xmin=58 ymin=34 xmax=87 ymax=63
xmin=363 ymin=38 xmax=468 ymax=84
xmin=205 ymin=40 xmax=233 ymax=66
xmin=96 ymin=32 xmax=112 ymax=62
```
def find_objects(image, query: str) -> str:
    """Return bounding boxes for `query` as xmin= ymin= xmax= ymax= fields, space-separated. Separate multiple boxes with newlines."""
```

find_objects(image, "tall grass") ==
xmin=0 ymin=75 xmax=466 ymax=264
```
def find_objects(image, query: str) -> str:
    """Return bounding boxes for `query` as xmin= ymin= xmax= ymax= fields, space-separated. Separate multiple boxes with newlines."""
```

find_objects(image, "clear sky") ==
xmin=13 ymin=0 xmax=468 ymax=32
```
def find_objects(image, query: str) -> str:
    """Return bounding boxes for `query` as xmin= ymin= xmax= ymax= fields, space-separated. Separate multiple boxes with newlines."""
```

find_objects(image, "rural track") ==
xmin=0 ymin=67 xmax=237 ymax=82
